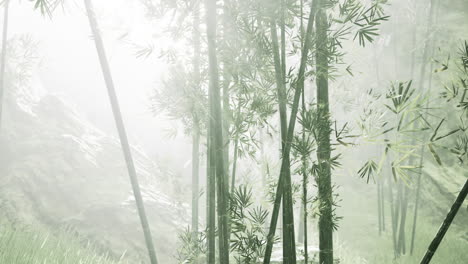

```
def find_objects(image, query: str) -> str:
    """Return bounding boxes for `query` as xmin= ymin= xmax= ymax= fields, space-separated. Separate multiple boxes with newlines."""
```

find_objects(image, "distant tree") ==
xmin=410 ymin=0 xmax=439 ymax=255
xmin=0 ymin=0 xmax=10 ymax=130
xmin=148 ymin=6 xmax=205 ymax=255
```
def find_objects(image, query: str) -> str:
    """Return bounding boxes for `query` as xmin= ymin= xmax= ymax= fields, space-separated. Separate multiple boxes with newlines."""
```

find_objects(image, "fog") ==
xmin=10 ymin=0 xmax=190 ymax=166
xmin=0 ymin=0 xmax=467 ymax=263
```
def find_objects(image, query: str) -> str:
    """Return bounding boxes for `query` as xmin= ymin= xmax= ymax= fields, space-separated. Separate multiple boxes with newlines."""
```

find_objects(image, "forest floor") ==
xmin=1 ymin=207 xmax=466 ymax=264
xmin=335 ymin=179 xmax=468 ymax=264
xmin=1 ymin=174 xmax=467 ymax=264
xmin=0 ymin=223 xmax=123 ymax=264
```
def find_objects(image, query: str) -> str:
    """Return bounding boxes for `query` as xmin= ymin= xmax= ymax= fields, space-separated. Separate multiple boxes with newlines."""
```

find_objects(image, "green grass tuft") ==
xmin=0 ymin=224 xmax=126 ymax=264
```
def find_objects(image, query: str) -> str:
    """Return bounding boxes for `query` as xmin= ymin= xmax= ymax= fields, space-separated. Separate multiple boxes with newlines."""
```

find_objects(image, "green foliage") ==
xmin=357 ymin=80 xmax=428 ymax=184
xmin=326 ymin=0 xmax=389 ymax=72
xmin=460 ymin=41 xmax=468 ymax=71
xmin=310 ymin=164 xmax=344 ymax=231
xmin=175 ymin=227 xmax=207 ymax=263
xmin=292 ymin=133 xmax=315 ymax=163
xmin=0 ymin=224 xmax=124 ymax=264
xmin=230 ymin=185 xmax=269 ymax=264
xmin=150 ymin=63 xmax=207 ymax=135
xmin=229 ymin=82 xmax=276 ymax=159
xmin=31 ymin=0 xmax=64 ymax=17
xmin=385 ymin=81 xmax=415 ymax=115
xmin=330 ymin=0 xmax=390 ymax=47
xmin=7 ymin=35 xmax=40 ymax=88
xmin=358 ymin=160 xmax=378 ymax=183
xmin=430 ymin=41 xmax=468 ymax=164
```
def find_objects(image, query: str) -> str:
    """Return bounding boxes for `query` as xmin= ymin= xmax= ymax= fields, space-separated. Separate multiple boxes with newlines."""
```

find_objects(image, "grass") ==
xmin=335 ymin=177 xmax=468 ymax=264
xmin=0 ymin=223 xmax=126 ymax=264
xmin=336 ymin=220 xmax=467 ymax=264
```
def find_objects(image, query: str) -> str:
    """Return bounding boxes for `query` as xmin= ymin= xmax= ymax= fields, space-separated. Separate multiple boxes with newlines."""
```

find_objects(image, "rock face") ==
xmin=0 ymin=81 xmax=188 ymax=263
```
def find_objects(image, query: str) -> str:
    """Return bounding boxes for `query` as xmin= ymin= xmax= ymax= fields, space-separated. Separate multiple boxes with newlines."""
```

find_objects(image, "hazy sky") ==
xmin=9 ymin=0 xmax=192 ymax=171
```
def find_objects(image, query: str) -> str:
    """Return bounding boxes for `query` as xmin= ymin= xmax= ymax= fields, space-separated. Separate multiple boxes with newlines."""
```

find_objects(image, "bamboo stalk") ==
xmin=191 ymin=0 xmax=201 ymax=243
xmin=83 ymin=0 xmax=158 ymax=263
xmin=394 ymin=181 xmax=402 ymax=256
xmin=206 ymin=119 xmax=216 ymax=264
xmin=270 ymin=16 xmax=296 ymax=264
xmin=420 ymin=179 xmax=468 ymax=264
xmin=301 ymin=58 xmax=309 ymax=264
xmin=397 ymin=185 xmax=408 ymax=255
xmin=280 ymin=1 xmax=297 ymax=260
xmin=388 ymin=170 xmax=397 ymax=257
xmin=377 ymin=180 xmax=382 ymax=235
xmin=263 ymin=2 xmax=316 ymax=263
xmin=205 ymin=0 xmax=230 ymax=262
xmin=230 ymin=99 xmax=242 ymax=194
xmin=410 ymin=0 xmax=438 ymax=255
xmin=381 ymin=176 xmax=386 ymax=231
xmin=191 ymin=123 xmax=200 ymax=236
xmin=299 ymin=5 xmax=308 ymax=262
xmin=315 ymin=0 xmax=334 ymax=261
xmin=0 ymin=0 xmax=9 ymax=131
xmin=222 ymin=0 xmax=232 ymax=193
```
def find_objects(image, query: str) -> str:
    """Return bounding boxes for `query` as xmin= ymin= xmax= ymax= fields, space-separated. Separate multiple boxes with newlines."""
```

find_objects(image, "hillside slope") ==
xmin=0 ymin=78 xmax=188 ymax=263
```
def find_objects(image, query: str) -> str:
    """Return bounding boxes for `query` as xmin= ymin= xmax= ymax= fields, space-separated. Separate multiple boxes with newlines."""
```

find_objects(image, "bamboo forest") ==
xmin=0 ymin=0 xmax=467 ymax=263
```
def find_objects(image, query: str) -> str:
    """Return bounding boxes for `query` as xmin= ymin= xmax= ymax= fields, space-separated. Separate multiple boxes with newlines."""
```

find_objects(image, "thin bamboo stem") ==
xmin=263 ymin=2 xmax=316 ymax=262
xmin=83 ymin=0 xmax=158 ymax=263
xmin=420 ymin=179 xmax=468 ymax=264
xmin=205 ymin=0 xmax=230 ymax=262
xmin=0 ymin=0 xmax=9 ymax=131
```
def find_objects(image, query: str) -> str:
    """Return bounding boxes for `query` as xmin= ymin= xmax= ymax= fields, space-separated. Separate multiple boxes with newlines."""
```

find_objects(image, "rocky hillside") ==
xmin=0 ymin=76 xmax=188 ymax=263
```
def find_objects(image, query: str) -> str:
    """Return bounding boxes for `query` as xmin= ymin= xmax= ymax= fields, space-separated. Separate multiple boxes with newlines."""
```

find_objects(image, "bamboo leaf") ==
xmin=433 ymin=128 xmax=461 ymax=142
xmin=428 ymin=143 xmax=443 ymax=166
xmin=430 ymin=119 xmax=445 ymax=142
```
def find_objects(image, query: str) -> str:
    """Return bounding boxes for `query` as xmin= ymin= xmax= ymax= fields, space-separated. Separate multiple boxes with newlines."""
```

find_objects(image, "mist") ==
xmin=0 ymin=0 xmax=467 ymax=263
